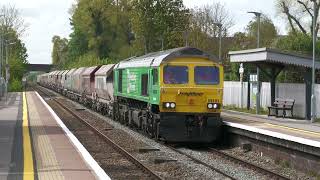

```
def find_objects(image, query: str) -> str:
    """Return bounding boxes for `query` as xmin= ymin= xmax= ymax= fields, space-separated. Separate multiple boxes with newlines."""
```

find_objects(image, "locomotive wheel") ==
xmin=155 ymin=122 xmax=160 ymax=141
xmin=146 ymin=116 xmax=156 ymax=138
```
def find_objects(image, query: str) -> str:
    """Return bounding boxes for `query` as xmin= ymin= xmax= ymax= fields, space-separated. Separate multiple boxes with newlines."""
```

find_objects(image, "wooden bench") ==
xmin=268 ymin=98 xmax=295 ymax=118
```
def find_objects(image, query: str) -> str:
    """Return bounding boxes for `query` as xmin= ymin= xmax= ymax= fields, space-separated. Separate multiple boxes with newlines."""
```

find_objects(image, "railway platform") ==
xmin=222 ymin=110 xmax=320 ymax=175
xmin=0 ymin=91 xmax=109 ymax=180
xmin=222 ymin=110 xmax=320 ymax=144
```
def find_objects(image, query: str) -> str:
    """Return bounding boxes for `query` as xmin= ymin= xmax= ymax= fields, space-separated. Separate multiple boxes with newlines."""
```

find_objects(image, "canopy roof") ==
xmin=115 ymin=47 xmax=217 ymax=69
xmin=229 ymin=48 xmax=320 ymax=69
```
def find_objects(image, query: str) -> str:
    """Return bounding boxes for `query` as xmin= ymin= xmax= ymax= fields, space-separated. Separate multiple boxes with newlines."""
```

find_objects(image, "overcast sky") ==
xmin=0 ymin=0 xmax=286 ymax=64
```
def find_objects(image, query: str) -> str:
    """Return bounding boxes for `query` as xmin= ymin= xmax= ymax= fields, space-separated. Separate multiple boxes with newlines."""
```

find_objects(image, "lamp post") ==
xmin=248 ymin=11 xmax=262 ymax=114
xmin=5 ymin=40 xmax=16 ymax=100
xmin=213 ymin=22 xmax=222 ymax=61
xmin=0 ymin=15 xmax=4 ymax=97
xmin=311 ymin=1 xmax=317 ymax=123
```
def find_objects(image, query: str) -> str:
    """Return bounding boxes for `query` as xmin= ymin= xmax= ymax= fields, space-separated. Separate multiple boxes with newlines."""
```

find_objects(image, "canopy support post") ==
xmin=304 ymin=69 xmax=312 ymax=120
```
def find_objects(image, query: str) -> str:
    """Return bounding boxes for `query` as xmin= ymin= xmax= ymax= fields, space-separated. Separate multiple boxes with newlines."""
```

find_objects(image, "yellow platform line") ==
xmin=224 ymin=115 xmax=320 ymax=137
xmin=23 ymin=92 xmax=34 ymax=180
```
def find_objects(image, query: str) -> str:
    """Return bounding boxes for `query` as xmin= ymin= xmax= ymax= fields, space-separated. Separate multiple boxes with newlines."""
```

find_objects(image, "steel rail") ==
xmin=209 ymin=148 xmax=290 ymax=180
xmin=35 ymin=86 xmax=163 ymax=180
xmin=166 ymin=145 xmax=236 ymax=180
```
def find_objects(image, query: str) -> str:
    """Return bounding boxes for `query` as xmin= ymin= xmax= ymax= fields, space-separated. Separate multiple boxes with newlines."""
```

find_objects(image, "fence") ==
xmin=223 ymin=81 xmax=320 ymax=118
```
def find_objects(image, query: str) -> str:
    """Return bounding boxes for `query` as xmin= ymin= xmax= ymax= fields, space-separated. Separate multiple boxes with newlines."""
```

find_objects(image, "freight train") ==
xmin=38 ymin=47 xmax=224 ymax=143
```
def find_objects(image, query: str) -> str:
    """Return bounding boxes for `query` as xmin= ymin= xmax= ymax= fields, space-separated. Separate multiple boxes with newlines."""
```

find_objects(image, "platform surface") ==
xmin=222 ymin=110 xmax=320 ymax=146
xmin=0 ymin=91 xmax=109 ymax=180
xmin=0 ymin=93 xmax=23 ymax=180
xmin=27 ymin=91 xmax=99 ymax=180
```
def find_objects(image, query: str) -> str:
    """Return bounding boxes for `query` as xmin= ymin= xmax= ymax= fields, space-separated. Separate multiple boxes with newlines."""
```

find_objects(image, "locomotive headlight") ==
xmin=213 ymin=103 xmax=218 ymax=109
xmin=170 ymin=103 xmax=176 ymax=108
xmin=163 ymin=102 xmax=176 ymax=109
xmin=208 ymin=103 xmax=219 ymax=109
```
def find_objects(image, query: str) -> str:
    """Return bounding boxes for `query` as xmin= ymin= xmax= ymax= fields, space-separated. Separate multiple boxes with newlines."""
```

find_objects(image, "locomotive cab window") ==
xmin=194 ymin=66 xmax=220 ymax=85
xmin=141 ymin=74 xmax=148 ymax=96
xmin=164 ymin=66 xmax=188 ymax=84
xmin=152 ymin=69 xmax=158 ymax=85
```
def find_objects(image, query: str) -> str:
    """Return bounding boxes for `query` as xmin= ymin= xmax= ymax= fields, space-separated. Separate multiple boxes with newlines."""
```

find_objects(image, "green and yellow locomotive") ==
xmin=113 ymin=47 xmax=224 ymax=142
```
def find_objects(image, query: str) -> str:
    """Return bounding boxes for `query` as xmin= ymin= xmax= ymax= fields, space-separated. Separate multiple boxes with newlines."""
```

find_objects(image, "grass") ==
xmin=223 ymin=105 xmax=269 ymax=115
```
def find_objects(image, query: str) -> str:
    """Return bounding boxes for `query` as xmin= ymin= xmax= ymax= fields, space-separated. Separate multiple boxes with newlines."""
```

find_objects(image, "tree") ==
xmin=188 ymin=3 xmax=234 ymax=59
xmin=0 ymin=5 xmax=28 ymax=91
xmin=0 ymin=5 xmax=27 ymax=37
xmin=131 ymin=0 xmax=189 ymax=53
xmin=68 ymin=0 xmax=133 ymax=62
xmin=51 ymin=36 xmax=68 ymax=66
xmin=276 ymin=0 xmax=320 ymax=35
xmin=246 ymin=15 xmax=278 ymax=48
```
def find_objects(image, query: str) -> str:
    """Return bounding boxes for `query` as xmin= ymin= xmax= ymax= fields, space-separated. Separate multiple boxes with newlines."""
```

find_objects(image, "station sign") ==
xmin=250 ymin=74 xmax=258 ymax=82
xmin=239 ymin=63 xmax=244 ymax=74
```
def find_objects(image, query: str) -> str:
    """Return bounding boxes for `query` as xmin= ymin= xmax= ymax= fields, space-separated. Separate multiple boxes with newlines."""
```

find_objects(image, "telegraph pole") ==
xmin=248 ymin=11 xmax=262 ymax=114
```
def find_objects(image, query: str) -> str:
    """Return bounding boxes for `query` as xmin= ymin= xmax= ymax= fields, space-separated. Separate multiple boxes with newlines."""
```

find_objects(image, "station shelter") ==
xmin=228 ymin=48 xmax=320 ymax=120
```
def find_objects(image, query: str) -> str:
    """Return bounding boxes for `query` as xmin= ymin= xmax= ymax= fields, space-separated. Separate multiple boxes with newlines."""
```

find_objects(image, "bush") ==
xmin=9 ymin=78 xmax=23 ymax=92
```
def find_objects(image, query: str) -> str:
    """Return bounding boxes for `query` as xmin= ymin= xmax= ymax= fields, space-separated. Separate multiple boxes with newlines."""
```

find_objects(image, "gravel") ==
xmin=38 ymin=86 xmax=317 ymax=180
xmin=47 ymin=100 xmax=152 ymax=180
xmin=57 ymin=98 xmax=227 ymax=179
xmin=220 ymin=147 xmax=317 ymax=180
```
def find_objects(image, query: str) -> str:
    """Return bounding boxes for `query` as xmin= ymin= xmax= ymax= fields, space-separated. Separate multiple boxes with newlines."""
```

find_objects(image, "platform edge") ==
xmin=34 ymin=92 xmax=111 ymax=180
xmin=224 ymin=121 xmax=320 ymax=148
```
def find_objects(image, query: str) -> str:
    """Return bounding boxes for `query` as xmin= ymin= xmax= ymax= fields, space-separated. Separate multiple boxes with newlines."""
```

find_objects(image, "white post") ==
xmin=311 ymin=1 xmax=317 ymax=122
xmin=239 ymin=63 xmax=244 ymax=108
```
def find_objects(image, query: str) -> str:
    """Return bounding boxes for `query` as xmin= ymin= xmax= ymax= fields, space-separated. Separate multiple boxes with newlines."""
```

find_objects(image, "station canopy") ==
xmin=229 ymin=48 xmax=320 ymax=69
xmin=228 ymin=47 xmax=319 ymax=120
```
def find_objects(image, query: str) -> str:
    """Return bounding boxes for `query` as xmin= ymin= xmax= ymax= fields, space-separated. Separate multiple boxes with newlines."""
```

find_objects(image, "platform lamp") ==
xmin=248 ymin=11 xmax=262 ymax=115
xmin=311 ymin=1 xmax=316 ymax=123
xmin=213 ymin=22 xmax=222 ymax=62
xmin=0 ymin=15 xmax=4 ymax=98
xmin=5 ymin=40 xmax=16 ymax=101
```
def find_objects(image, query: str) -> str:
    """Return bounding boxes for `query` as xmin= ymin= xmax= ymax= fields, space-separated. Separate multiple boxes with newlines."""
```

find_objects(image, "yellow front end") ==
xmin=159 ymin=57 xmax=224 ymax=113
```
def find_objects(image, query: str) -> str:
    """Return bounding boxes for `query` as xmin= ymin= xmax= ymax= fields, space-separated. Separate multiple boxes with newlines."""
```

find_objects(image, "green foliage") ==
xmin=52 ymin=36 xmax=68 ymax=66
xmin=9 ymin=78 xmax=23 ymax=92
xmin=275 ymin=31 xmax=314 ymax=55
xmin=53 ymin=0 xmax=191 ymax=70
xmin=0 ymin=29 xmax=28 ymax=87
xmin=64 ymin=53 xmax=109 ymax=69
xmin=226 ymin=17 xmax=278 ymax=82
xmin=69 ymin=0 xmax=132 ymax=59
xmin=246 ymin=15 xmax=278 ymax=47
xmin=131 ymin=0 xmax=189 ymax=53
xmin=273 ymin=31 xmax=319 ymax=83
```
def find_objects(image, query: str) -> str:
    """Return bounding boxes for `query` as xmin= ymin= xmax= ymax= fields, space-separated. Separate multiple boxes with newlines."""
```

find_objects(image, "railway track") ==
xmin=34 ymin=86 xmax=163 ymax=180
xmin=167 ymin=145 xmax=290 ymax=180
xmin=34 ymin=85 xmax=291 ymax=180
xmin=208 ymin=148 xmax=290 ymax=180
xmin=166 ymin=145 xmax=236 ymax=180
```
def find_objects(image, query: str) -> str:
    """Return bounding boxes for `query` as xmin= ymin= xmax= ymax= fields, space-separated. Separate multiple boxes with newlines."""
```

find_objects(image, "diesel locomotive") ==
xmin=38 ymin=47 xmax=224 ymax=143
